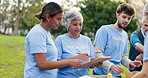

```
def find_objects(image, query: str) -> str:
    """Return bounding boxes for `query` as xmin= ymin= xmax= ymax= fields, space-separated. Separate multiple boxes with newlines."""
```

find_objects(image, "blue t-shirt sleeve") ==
xmin=130 ymin=33 xmax=142 ymax=48
xmin=143 ymin=33 xmax=148 ymax=61
xmin=88 ymin=39 xmax=95 ymax=60
xmin=94 ymin=26 xmax=108 ymax=50
xmin=28 ymin=32 xmax=47 ymax=54
xmin=55 ymin=37 xmax=62 ymax=59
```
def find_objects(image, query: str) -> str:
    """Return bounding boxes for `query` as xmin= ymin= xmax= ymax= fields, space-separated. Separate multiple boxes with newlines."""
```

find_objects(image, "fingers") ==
xmin=111 ymin=65 xmax=124 ymax=74
xmin=68 ymin=59 xmax=83 ymax=68
xmin=130 ymin=61 xmax=142 ymax=68
xmin=75 ymin=54 xmax=91 ymax=62
xmin=94 ymin=62 xmax=103 ymax=67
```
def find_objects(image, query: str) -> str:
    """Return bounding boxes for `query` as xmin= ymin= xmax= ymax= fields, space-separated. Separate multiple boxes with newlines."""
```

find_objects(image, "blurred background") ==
xmin=0 ymin=0 xmax=148 ymax=38
xmin=0 ymin=0 xmax=148 ymax=78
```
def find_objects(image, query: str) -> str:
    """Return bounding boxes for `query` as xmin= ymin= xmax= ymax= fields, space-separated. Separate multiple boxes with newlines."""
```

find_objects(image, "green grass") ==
xmin=0 ymin=35 xmax=25 ymax=78
xmin=0 ymin=34 xmax=129 ymax=78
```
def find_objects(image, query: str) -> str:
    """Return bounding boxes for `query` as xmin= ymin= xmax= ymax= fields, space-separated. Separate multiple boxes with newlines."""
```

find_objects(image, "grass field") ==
xmin=0 ymin=35 xmax=129 ymax=78
xmin=0 ymin=35 xmax=25 ymax=78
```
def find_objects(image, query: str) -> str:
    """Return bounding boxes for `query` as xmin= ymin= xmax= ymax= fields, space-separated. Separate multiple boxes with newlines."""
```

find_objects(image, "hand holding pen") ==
xmin=71 ymin=53 xmax=91 ymax=63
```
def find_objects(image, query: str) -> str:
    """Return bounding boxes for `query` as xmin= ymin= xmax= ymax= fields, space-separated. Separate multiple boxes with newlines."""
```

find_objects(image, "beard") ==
xmin=117 ymin=21 xmax=124 ymax=29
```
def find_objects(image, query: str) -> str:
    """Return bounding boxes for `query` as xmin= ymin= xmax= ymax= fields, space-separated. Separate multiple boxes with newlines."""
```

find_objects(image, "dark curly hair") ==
xmin=116 ymin=3 xmax=136 ymax=16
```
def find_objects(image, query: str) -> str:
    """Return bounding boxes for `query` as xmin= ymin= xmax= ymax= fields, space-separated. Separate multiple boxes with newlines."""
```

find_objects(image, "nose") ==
xmin=124 ymin=18 xmax=129 ymax=23
xmin=59 ymin=20 xmax=63 ymax=25
xmin=76 ymin=25 xmax=81 ymax=29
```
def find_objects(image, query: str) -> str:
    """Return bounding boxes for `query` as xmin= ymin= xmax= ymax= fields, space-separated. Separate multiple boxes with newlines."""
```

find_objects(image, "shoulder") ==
xmin=80 ymin=35 xmax=91 ymax=40
xmin=97 ymin=25 xmax=112 ymax=31
xmin=27 ymin=25 xmax=46 ymax=37
xmin=56 ymin=34 xmax=67 ymax=41
xmin=57 ymin=34 xmax=66 ymax=38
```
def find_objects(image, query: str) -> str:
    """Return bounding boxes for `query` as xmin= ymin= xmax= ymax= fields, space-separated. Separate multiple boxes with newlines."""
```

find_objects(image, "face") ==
xmin=141 ymin=19 xmax=148 ymax=34
xmin=116 ymin=12 xmax=132 ymax=29
xmin=49 ymin=12 xmax=64 ymax=29
xmin=68 ymin=19 xmax=83 ymax=36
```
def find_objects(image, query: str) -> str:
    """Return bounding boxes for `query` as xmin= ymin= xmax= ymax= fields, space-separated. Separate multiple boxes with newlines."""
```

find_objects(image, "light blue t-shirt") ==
xmin=144 ymin=32 xmax=148 ymax=61
xmin=24 ymin=24 xmax=58 ymax=78
xmin=93 ymin=25 xmax=128 ymax=76
xmin=55 ymin=34 xmax=95 ymax=78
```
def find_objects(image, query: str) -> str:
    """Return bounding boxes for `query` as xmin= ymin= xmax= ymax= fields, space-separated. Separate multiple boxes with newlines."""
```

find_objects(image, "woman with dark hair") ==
xmin=24 ymin=2 xmax=83 ymax=78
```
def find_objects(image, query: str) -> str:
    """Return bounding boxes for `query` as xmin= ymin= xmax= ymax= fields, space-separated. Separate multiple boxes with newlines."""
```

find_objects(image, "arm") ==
xmin=131 ymin=61 xmax=148 ymax=78
xmin=94 ymin=46 xmax=114 ymax=72
xmin=135 ymin=43 xmax=144 ymax=53
xmin=93 ymin=27 xmax=114 ymax=72
xmin=122 ymin=37 xmax=142 ymax=69
xmin=130 ymin=33 xmax=144 ymax=61
xmin=130 ymin=33 xmax=144 ymax=53
xmin=35 ymin=53 xmax=83 ymax=70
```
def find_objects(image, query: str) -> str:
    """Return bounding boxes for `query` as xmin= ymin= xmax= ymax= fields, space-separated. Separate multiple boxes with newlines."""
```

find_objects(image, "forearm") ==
xmin=94 ymin=46 xmax=113 ymax=72
xmin=135 ymin=43 xmax=144 ymax=53
xmin=135 ymin=54 xmax=143 ymax=61
xmin=141 ymin=61 xmax=148 ymax=74
xmin=38 ymin=60 xmax=69 ymax=70
xmin=121 ymin=54 xmax=131 ymax=69
xmin=35 ymin=53 xmax=69 ymax=70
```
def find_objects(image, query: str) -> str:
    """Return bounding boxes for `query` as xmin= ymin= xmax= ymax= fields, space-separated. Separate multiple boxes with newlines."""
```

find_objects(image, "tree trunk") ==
xmin=13 ymin=14 xmax=20 ymax=35
xmin=13 ymin=0 xmax=21 ymax=35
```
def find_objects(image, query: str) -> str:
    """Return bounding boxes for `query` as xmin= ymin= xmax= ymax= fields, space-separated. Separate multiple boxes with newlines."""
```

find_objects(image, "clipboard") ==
xmin=79 ymin=57 xmax=112 ymax=68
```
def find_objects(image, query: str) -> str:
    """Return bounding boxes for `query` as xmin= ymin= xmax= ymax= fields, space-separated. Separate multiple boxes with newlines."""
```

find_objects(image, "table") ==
xmin=79 ymin=75 xmax=118 ymax=78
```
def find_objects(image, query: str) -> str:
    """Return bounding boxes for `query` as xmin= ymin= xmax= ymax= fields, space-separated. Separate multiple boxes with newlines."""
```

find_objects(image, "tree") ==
xmin=0 ymin=0 xmax=45 ymax=35
xmin=11 ymin=0 xmax=45 ymax=35
xmin=77 ymin=0 xmax=138 ymax=38
xmin=0 ymin=0 xmax=10 ymax=34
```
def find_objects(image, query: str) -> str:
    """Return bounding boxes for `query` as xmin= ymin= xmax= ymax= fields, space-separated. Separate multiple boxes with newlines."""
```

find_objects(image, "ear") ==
xmin=66 ymin=25 xmax=69 ymax=31
xmin=116 ymin=12 xmax=119 ymax=19
xmin=140 ymin=22 xmax=143 ymax=27
xmin=45 ymin=14 xmax=51 ymax=22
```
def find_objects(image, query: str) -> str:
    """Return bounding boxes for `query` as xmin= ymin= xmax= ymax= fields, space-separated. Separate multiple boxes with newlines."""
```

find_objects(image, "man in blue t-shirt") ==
xmin=93 ymin=3 xmax=142 ymax=77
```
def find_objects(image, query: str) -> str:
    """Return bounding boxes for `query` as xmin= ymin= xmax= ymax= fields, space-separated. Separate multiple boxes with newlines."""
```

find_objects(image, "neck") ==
xmin=40 ymin=22 xmax=51 ymax=31
xmin=113 ymin=22 xmax=123 ymax=31
xmin=67 ymin=33 xmax=80 ymax=39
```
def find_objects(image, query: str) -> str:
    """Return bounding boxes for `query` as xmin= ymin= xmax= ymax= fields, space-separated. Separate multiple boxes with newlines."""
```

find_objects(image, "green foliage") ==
xmin=0 ymin=0 xmax=45 ymax=34
xmin=124 ymin=17 xmax=138 ymax=37
xmin=78 ymin=0 xmax=138 ymax=38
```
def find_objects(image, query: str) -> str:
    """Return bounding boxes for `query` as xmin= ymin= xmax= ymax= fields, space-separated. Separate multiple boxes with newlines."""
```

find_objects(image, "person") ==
xmin=93 ymin=3 xmax=142 ymax=77
xmin=129 ymin=2 xmax=148 ymax=71
xmin=24 ymin=2 xmax=84 ymax=78
xmin=131 ymin=33 xmax=148 ymax=78
xmin=131 ymin=30 xmax=148 ymax=78
xmin=55 ymin=11 xmax=102 ymax=78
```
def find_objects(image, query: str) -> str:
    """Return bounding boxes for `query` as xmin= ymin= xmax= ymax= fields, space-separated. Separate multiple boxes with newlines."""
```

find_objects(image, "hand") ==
xmin=90 ymin=61 xmax=103 ymax=68
xmin=129 ymin=61 xmax=142 ymax=69
xmin=110 ymin=65 xmax=124 ymax=74
xmin=67 ymin=59 xmax=84 ymax=68
xmin=72 ymin=53 xmax=91 ymax=62
xmin=94 ymin=61 xmax=103 ymax=67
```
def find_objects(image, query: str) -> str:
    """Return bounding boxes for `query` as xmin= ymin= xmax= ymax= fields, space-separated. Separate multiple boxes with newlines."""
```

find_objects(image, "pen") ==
xmin=77 ymin=53 xmax=91 ymax=57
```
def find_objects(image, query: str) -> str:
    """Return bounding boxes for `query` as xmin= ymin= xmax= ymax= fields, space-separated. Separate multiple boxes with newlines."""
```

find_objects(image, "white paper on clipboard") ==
xmin=78 ymin=57 xmax=113 ymax=68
